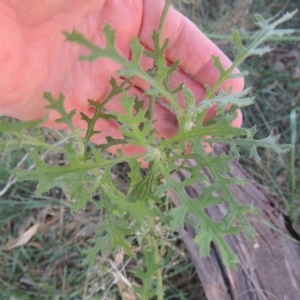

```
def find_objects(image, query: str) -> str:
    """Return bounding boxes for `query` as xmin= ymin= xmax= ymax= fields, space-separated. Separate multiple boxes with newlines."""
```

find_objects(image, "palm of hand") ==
xmin=0 ymin=0 xmax=243 ymax=155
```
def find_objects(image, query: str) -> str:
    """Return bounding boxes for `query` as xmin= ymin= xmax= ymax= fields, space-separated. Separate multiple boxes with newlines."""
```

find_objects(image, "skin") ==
xmin=0 ymin=0 xmax=244 ymax=156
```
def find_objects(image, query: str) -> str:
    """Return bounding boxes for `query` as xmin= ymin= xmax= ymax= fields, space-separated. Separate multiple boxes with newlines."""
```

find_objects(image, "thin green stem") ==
xmin=148 ymin=0 xmax=172 ymax=121
xmin=158 ymin=0 xmax=172 ymax=47
xmin=149 ymin=217 xmax=163 ymax=300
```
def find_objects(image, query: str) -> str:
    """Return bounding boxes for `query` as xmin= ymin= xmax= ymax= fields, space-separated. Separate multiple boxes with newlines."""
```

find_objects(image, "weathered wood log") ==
xmin=170 ymin=145 xmax=300 ymax=300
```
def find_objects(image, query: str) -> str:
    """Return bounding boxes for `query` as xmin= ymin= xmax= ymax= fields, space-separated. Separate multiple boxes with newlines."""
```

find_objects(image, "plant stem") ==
xmin=149 ymin=218 xmax=163 ymax=300
xmin=158 ymin=0 xmax=172 ymax=47
xmin=148 ymin=0 xmax=172 ymax=121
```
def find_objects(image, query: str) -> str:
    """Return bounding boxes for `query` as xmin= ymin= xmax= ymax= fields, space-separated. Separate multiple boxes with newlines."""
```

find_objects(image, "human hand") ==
xmin=0 ymin=0 xmax=244 ymax=156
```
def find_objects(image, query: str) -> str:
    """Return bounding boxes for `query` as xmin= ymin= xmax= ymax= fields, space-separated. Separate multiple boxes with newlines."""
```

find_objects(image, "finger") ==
xmin=139 ymin=0 xmax=244 ymax=93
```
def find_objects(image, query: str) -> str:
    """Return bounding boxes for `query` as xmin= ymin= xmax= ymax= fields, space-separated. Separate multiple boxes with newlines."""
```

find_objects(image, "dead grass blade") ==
xmin=4 ymin=223 xmax=39 ymax=250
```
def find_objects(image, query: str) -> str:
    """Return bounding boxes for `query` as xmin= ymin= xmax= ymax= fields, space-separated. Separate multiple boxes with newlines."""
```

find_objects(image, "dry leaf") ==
xmin=4 ymin=224 xmax=39 ymax=250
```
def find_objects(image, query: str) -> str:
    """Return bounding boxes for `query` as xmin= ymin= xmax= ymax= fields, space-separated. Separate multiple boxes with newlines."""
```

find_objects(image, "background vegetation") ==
xmin=0 ymin=0 xmax=299 ymax=299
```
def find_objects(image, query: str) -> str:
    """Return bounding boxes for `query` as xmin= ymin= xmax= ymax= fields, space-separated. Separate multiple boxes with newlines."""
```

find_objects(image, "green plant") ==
xmin=0 ymin=1 xmax=296 ymax=299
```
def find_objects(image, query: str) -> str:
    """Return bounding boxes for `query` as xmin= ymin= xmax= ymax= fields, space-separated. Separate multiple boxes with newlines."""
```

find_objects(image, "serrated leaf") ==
xmin=194 ymin=221 xmax=240 ymax=269
xmin=222 ymin=203 xmax=259 ymax=237
xmin=130 ymin=37 xmax=145 ymax=64
xmin=246 ymin=135 xmax=291 ymax=160
xmin=96 ymin=136 xmax=128 ymax=151
xmin=126 ymin=159 xmax=143 ymax=190
xmin=0 ymin=119 xmax=44 ymax=134
xmin=250 ymin=46 xmax=272 ymax=56
xmin=113 ymin=93 xmax=156 ymax=147
xmin=197 ymin=88 xmax=254 ymax=115
xmin=254 ymin=14 xmax=269 ymax=28
xmin=154 ymin=183 xmax=172 ymax=197
xmin=13 ymin=145 xmax=120 ymax=196
xmin=13 ymin=152 xmax=62 ymax=195
xmin=81 ymin=78 xmax=130 ymax=146
xmin=155 ymin=158 xmax=242 ymax=268
xmin=118 ymin=38 xmax=145 ymax=78
xmin=249 ymin=144 xmax=260 ymax=160
xmin=221 ymin=177 xmax=250 ymax=187
xmin=0 ymin=133 xmax=65 ymax=153
xmin=71 ymin=177 xmax=102 ymax=212
xmin=65 ymin=29 xmax=105 ymax=61
xmin=196 ymin=187 xmax=224 ymax=208
xmin=255 ymin=135 xmax=291 ymax=153
xmin=83 ymin=233 xmax=112 ymax=265
xmin=229 ymin=70 xmax=250 ymax=78
xmin=133 ymin=97 xmax=145 ymax=112
xmin=272 ymin=29 xmax=295 ymax=36
xmin=169 ymin=206 xmax=188 ymax=229
xmin=127 ymin=166 xmax=157 ymax=202
xmin=204 ymin=132 xmax=291 ymax=160
xmin=228 ymin=144 xmax=240 ymax=159
xmin=160 ymin=113 xmax=250 ymax=150
xmin=232 ymin=29 xmax=245 ymax=54
xmin=184 ymin=86 xmax=196 ymax=111
xmin=201 ymin=154 xmax=258 ymax=238
xmin=65 ymin=26 xmax=122 ymax=63
xmin=269 ymin=10 xmax=298 ymax=28
xmin=102 ymin=183 xmax=157 ymax=223
xmin=110 ymin=228 xmax=136 ymax=258
xmin=44 ymin=92 xmax=76 ymax=130
xmin=212 ymin=55 xmax=226 ymax=76
xmin=65 ymin=25 xmax=183 ymax=115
